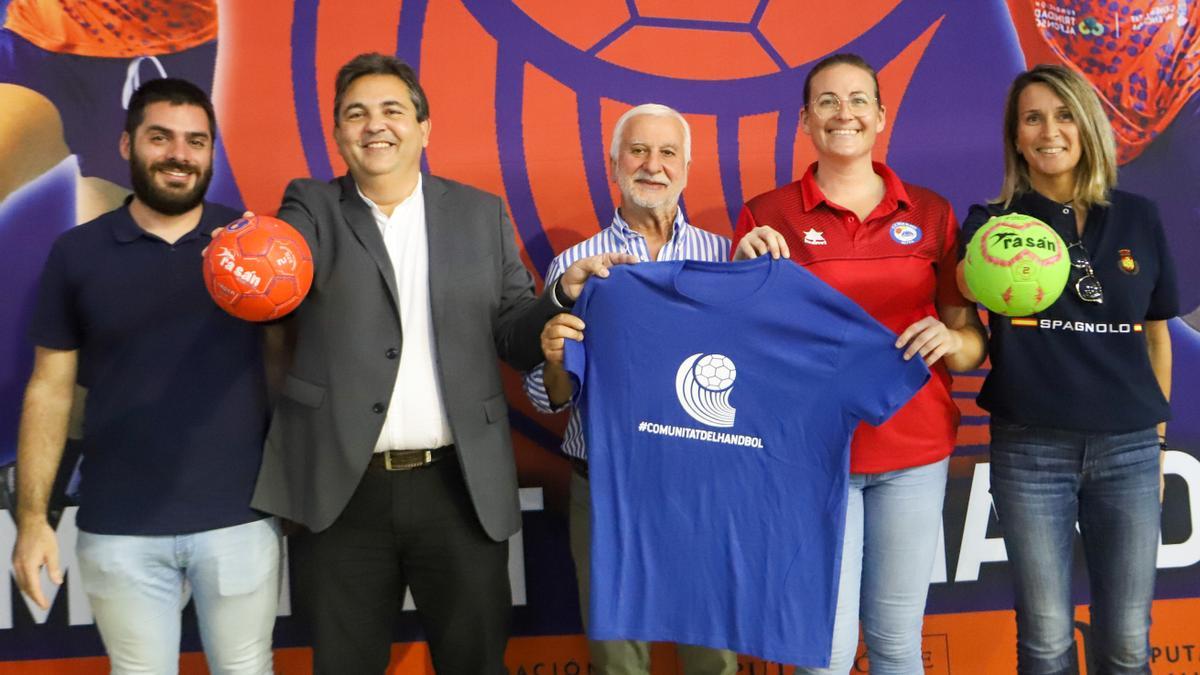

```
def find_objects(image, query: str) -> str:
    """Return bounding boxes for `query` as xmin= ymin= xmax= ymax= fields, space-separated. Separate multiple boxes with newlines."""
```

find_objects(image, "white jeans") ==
xmin=76 ymin=517 xmax=281 ymax=675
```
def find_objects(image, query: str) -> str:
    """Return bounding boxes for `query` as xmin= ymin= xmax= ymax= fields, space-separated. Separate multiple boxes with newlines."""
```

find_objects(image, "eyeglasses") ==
xmin=1067 ymin=241 xmax=1103 ymax=304
xmin=808 ymin=93 xmax=877 ymax=118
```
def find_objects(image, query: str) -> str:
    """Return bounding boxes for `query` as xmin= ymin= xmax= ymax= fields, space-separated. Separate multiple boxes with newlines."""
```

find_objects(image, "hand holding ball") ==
xmin=203 ymin=215 xmax=314 ymax=321
xmin=963 ymin=213 xmax=1070 ymax=317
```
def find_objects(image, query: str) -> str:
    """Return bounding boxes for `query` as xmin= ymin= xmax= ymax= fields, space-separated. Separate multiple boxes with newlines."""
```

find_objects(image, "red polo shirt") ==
xmin=733 ymin=162 xmax=968 ymax=474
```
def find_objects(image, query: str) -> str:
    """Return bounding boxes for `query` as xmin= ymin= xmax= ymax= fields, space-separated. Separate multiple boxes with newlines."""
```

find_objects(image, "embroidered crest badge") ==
xmin=1118 ymin=248 xmax=1138 ymax=275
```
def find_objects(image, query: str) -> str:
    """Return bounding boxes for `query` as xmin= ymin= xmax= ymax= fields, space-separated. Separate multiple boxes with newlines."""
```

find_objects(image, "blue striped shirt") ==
xmin=523 ymin=209 xmax=731 ymax=460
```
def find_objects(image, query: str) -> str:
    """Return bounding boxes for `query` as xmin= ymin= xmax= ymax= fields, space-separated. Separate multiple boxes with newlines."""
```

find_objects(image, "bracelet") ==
xmin=1159 ymin=439 xmax=1168 ymax=451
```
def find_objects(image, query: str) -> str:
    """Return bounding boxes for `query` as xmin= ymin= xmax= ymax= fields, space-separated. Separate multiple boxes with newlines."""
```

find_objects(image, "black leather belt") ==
xmin=369 ymin=445 xmax=453 ymax=471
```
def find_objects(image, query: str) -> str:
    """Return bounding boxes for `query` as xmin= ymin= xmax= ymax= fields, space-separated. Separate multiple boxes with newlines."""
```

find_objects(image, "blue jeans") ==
xmin=76 ymin=517 xmax=281 ymax=675
xmin=989 ymin=418 xmax=1160 ymax=675
xmin=797 ymin=457 xmax=949 ymax=675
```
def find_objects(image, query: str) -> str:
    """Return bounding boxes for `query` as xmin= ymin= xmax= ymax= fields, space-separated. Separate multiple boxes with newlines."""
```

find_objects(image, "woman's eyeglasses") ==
xmin=1067 ymin=241 xmax=1103 ymax=304
xmin=808 ymin=93 xmax=877 ymax=118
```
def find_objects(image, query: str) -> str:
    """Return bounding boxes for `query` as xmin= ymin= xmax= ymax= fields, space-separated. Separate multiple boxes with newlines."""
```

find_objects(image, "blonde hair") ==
xmin=998 ymin=64 xmax=1117 ymax=210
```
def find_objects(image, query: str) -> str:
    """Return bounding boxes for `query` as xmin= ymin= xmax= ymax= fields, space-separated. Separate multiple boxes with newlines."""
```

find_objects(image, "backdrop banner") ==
xmin=1 ymin=1 xmax=1197 ymax=672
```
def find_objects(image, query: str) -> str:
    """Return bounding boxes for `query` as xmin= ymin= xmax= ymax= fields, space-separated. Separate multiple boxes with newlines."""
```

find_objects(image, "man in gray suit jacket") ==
xmin=250 ymin=52 xmax=625 ymax=675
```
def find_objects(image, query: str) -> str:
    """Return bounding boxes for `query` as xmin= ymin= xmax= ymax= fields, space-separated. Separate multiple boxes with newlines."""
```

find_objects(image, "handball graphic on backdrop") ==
xmin=1 ymin=0 xmax=1199 ymax=672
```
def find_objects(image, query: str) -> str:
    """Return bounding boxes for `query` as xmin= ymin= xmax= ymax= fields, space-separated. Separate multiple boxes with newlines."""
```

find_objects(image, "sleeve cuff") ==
xmin=552 ymin=277 xmax=576 ymax=309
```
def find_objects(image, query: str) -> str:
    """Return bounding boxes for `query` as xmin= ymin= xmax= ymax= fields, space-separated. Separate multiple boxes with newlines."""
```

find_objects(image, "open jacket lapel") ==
xmin=423 ymin=175 xmax=450 ymax=329
xmin=337 ymin=175 xmax=401 ymax=315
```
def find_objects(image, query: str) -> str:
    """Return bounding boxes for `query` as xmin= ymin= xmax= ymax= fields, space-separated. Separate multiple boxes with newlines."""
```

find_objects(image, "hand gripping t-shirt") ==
xmin=563 ymin=257 xmax=929 ymax=665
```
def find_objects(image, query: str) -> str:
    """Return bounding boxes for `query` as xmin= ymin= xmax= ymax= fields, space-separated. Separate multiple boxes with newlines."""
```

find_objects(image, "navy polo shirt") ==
xmin=28 ymin=199 xmax=268 ymax=535
xmin=961 ymin=189 xmax=1178 ymax=432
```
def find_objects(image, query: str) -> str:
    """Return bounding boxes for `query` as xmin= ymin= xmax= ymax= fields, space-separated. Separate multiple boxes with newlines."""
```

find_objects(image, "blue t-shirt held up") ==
xmin=564 ymin=257 xmax=929 ymax=666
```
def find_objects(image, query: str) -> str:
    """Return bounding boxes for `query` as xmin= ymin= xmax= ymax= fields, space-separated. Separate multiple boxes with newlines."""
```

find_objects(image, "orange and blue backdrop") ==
xmin=1 ymin=1 xmax=1198 ymax=672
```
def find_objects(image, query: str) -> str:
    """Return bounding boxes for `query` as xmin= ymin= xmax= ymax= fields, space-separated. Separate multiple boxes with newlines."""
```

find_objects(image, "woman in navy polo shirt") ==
xmin=958 ymin=64 xmax=1178 ymax=674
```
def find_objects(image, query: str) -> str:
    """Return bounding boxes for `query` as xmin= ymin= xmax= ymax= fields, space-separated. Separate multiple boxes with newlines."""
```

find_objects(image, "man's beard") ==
xmin=617 ymin=170 xmax=681 ymax=211
xmin=129 ymin=151 xmax=212 ymax=216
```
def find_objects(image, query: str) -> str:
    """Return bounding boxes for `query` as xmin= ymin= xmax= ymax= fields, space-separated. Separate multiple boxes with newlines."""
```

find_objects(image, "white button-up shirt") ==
xmin=359 ymin=176 xmax=454 ymax=451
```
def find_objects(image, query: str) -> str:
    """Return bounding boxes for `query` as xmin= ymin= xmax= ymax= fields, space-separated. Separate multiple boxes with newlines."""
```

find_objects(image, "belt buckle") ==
xmin=384 ymin=449 xmax=431 ymax=471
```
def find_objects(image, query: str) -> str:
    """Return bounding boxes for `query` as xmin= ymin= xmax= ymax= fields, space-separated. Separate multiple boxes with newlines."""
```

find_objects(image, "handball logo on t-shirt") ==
xmin=675 ymin=353 xmax=738 ymax=428
xmin=638 ymin=353 xmax=762 ymax=448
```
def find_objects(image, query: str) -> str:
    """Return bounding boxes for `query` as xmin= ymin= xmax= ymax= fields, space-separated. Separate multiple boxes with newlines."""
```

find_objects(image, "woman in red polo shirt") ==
xmin=731 ymin=53 xmax=986 ymax=674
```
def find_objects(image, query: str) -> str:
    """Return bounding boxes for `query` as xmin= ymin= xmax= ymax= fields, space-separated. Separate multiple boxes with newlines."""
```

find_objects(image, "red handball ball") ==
xmin=203 ymin=214 xmax=314 ymax=322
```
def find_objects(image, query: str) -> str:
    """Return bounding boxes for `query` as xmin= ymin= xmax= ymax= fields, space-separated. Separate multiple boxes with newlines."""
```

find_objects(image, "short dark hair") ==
xmin=803 ymin=53 xmax=882 ymax=107
xmin=333 ymin=52 xmax=429 ymax=123
xmin=124 ymin=78 xmax=216 ymax=137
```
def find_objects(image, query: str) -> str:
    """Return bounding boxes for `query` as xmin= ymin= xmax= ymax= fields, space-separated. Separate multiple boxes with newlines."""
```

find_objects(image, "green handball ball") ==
xmin=964 ymin=213 xmax=1070 ymax=317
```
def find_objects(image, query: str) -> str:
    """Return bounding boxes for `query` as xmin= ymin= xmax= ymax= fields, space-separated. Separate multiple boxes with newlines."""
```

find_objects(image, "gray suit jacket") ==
xmin=251 ymin=173 xmax=560 ymax=540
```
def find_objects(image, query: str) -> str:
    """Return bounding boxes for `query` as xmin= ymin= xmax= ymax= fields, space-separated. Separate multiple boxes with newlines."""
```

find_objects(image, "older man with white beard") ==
xmin=523 ymin=104 xmax=737 ymax=674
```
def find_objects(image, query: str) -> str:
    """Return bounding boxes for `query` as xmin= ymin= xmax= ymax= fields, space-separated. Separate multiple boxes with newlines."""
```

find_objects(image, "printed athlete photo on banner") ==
xmin=1 ymin=1 xmax=1198 ymax=674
